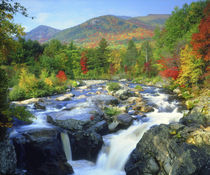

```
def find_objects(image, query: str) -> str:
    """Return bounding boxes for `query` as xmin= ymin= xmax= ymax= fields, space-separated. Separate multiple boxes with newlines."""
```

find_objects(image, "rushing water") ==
xmin=10 ymin=82 xmax=184 ymax=175
xmin=70 ymin=84 xmax=183 ymax=175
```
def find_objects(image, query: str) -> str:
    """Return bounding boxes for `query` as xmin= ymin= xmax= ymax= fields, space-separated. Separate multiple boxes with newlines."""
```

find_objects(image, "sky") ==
xmin=14 ymin=0 xmax=199 ymax=32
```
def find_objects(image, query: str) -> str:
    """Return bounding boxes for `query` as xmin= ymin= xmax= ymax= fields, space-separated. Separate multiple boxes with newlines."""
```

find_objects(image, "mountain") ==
xmin=132 ymin=14 xmax=170 ymax=27
xmin=25 ymin=14 xmax=170 ymax=47
xmin=52 ymin=15 xmax=154 ymax=47
xmin=25 ymin=25 xmax=60 ymax=43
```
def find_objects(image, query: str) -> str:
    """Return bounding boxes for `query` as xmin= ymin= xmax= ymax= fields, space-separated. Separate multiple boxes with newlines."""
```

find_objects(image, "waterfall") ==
xmin=103 ymin=123 xmax=150 ymax=171
xmin=61 ymin=132 xmax=72 ymax=162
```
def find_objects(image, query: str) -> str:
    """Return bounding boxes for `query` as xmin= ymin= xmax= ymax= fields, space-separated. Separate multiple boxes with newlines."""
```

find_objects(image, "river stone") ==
xmin=69 ymin=131 xmax=103 ymax=162
xmin=117 ymin=114 xmax=133 ymax=127
xmin=87 ymin=94 xmax=119 ymax=106
xmin=12 ymin=128 xmax=73 ymax=175
xmin=0 ymin=136 xmax=17 ymax=175
xmin=115 ymin=89 xmax=133 ymax=100
xmin=125 ymin=124 xmax=210 ymax=175
xmin=34 ymin=102 xmax=46 ymax=110
xmin=56 ymin=93 xmax=74 ymax=101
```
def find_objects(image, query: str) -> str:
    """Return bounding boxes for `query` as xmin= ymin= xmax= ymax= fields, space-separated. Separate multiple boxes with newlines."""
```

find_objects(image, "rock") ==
xmin=88 ymin=120 xmax=109 ymax=135
xmin=88 ymin=95 xmax=119 ymax=106
xmin=78 ymin=85 xmax=89 ymax=90
xmin=34 ymin=102 xmax=46 ymax=110
xmin=181 ymin=112 xmax=210 ymax=127
xmin=115 ymin=89 xmax=132 ymax=100
xmin=77 ymin=95 xmax=87 ymax=99
xmin=119 ymin=79 xmax=127 ymax=82
xmin=47 ymin=102 xmax=103 ymax=131
xmin=0 ymin=136 xmax=17 ymax=175
xmin=12 ymin=128 xmax=73 ymax=175
xmin=69 ymin=131 xmax=103 ymax=162
xmin=108 ymin=121 xmax=120 ymax=131
xmin=140 ymin=105 xmax=154 ymax=113
xmin=56 ymin=93 xmax=74 ymax=101
xmin=125 ymin=124 xmax=210 ymax=175
xmin=117 ymin=114 xmax=133 ymax=128
xmin=12 ymin=98 xmax=41 ymax=105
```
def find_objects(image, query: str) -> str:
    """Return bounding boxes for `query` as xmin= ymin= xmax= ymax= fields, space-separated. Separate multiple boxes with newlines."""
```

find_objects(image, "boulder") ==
xmin=115 ymin=89 xmax=133 ymax=100
xmin=0 ymin=136 xmax=17 ymax=175
xmin=56 ymin=93 xmax=74 ymax=101
xmin=117 ymin=114 xmax=133 ymax=128
xmin=12 ymin=128 xmax=73 ymax=175
xmin=34 ymin=102 xmax=46 ymax=110
xmin=47 ymin=102 xmax=103 ymax=132
xmin=125 ymin=123 xmax=210 ymax=175
xmin=69 ymin=131 xmax=103 ymax=162
xmin=87 ymin=95 xmax=119 ymax=106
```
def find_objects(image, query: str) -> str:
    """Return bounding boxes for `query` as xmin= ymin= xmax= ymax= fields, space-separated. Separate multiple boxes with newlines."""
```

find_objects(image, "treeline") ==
xmin=1 ymin=0 xmax=209 ymax=101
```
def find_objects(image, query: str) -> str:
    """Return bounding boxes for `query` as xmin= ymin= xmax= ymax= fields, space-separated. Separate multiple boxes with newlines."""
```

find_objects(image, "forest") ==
xmin=0 ymin=0 xmax=209 ymax=124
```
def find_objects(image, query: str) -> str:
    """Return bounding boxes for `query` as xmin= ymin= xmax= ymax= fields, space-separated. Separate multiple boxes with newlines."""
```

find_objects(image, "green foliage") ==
xmin=135 ymin=85 xmax=144 ymax=91
xmin=104 ymin=107 xmax=121 ymax=117
xmin=107 ymin=82 xmax=121 ymax=91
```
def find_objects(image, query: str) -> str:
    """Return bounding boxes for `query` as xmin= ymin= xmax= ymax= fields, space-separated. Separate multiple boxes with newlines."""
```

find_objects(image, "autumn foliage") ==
xmin=56 ymin=71 xmax=67 ymax=82
xmin=157 ymin=57 xmax=179 ymax=80
xmin=80 ymin=51 xmax=88 ymax=74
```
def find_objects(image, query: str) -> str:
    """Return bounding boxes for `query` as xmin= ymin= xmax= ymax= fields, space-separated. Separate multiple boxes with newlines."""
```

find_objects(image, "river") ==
xmin=10 ymin=81 xmax=184 ymax=175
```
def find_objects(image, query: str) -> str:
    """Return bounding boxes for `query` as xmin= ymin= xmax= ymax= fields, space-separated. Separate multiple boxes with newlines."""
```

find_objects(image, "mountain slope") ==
xmin=25 ymin=25 xmax=60 ymax=43
xmin=132 ymin=14 xmax=170 ymax=27
xmin=52 ymin=15 xmax=154 ymax=47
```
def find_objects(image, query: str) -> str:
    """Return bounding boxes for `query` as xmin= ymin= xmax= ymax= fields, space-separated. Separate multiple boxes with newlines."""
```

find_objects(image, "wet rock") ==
xmin=115 ymin=89 xmax=133 ymax=100
xmin=12 ymin=128 xmax=73 ymax=175
xmin=88 ymin=120 xmax=109 ymax=135
xmin=69 ymin=131 xmax=103 ymax=162
xmin=117 ymin=114 xmax=133 ymax=128
xmin=12 ymin=98 xmax=41 ymax=105
xmin=56 ymin=93 xmax=74 ymax=101
xmin=34 ymin=102 xmax=46 ymax=110
xmin=125 ymin=124 xmax=210 ymax=175
xmin=47 ymin=102 xmax=103 ymax=131
xmin=88 ymin=94 xmax=119 ymax=106
xmin=0 ymin=136 xmax=17 ymax=175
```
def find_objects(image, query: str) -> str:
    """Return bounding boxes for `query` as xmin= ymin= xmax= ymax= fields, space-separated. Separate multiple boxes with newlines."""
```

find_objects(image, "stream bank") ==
xmin=0 ymin=80 xmax=209 ymax=175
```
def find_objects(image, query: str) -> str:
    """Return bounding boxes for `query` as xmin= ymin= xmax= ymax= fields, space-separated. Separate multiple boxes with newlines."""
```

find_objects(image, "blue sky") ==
xmin=14 ymin=0 xmax=199 ymax=32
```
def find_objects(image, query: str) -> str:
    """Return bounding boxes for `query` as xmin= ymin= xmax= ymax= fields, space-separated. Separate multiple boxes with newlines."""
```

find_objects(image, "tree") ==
xmin=123 ymin=40 xmax=138 ymax=74
xmin=80 ymin=51 xmax=88 ymax=74
xmin=176 ymin=45 xmax=204 ymax=87
xmin=96 ymin=38 xmax=110 ymax=74
xmin=0 ymin=0 xmax=30 ymax=138
xmin=0 ymin=0 xmax=29 ymax=62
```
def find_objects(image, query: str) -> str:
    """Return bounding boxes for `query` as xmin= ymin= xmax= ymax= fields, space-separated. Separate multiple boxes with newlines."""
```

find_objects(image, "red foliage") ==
xmin=56 ymin=71 xmax=67 ymax=82
xmin=157 ymin=57 xmax=179 ymax=80
xmin=80 ymin=52 xmax=88 ymax=74
xmin=143 ymin=61 xmax=151 ymax=73
xmin=124 ymin=65 xmax=128 ymax=73
xmin=191 ymin=3 xmax=210 ymax=61
xmin=159 ymin=67 xmax=179 ymax=80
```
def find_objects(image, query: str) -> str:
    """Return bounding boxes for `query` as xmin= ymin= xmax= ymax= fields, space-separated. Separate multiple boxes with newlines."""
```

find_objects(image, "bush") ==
xmin=104 ymin=107 xmax=121 ymax=116
xmin=135 ymin=85 xmax=144 ymax=91
xmin=9 ymin=85 xmax=26 ymax=101
xmin=107 ymin=82 xmax=121 ymax=91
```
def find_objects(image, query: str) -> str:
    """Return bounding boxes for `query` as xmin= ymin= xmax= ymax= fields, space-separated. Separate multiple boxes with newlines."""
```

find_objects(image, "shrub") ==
xmin=107 ymin=82 xmax=121 ymax=91
xmin=9 ymin=85 xmax=26 ymax=101
xmin=104 ymin=107 xmax=121 ymax=117
xmin=135 ymin=85 xmax=144 ymax=91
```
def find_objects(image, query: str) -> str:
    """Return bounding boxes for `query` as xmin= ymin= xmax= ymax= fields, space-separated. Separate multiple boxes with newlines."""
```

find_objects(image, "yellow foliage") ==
xmin=44 ymin=78 xmax=53 ymax=87
xmin=19 ymin=68 xmax=38 ymax=92
xmin=176 ymin=45 xmax=204 ymax=87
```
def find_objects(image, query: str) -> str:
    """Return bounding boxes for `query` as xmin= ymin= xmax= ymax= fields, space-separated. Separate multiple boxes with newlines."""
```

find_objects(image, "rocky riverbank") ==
xmin=125 ymin=89 xmax=210 ymax=175
xmin=0 ymin=80 xmax=209 ymax=175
